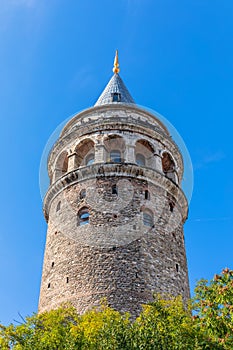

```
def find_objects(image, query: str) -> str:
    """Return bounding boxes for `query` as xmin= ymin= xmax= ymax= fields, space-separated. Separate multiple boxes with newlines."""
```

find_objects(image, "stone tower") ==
xmin=39 ymin=52 xmax=190 ymax=317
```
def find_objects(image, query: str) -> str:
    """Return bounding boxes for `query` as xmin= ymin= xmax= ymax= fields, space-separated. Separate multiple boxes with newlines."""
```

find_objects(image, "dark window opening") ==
xmin=78 ymin=207 xmax=90 ymax=226
xmin=145 ymin=190 xmax=150 ymax=200
xmin=176 ymin=264 xmax=179 ymax=272
xmin=169 ymin=202 xmax=174 ymax=212
xmin=55 ymin=231 xmax=57 ymax=235
xmin=51 ymin=262 xmax=54 ymax=268
xmin=48 ymin=283 xmax=51 ymax=288
xmin=112 ymin=184 xmax=118 ymax=195
xmin=80 ymin=189 xmax=86 ymax=199
xmin=112 ymin=92 xmax=121 ymax=102
xmin=56 ymin=201 xmax=61 ymax=212
xmin=66 ymin=277 xmax=69 ymax=283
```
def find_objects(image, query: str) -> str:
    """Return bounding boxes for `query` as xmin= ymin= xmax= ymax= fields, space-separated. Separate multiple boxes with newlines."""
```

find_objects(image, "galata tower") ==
xmin=39 ymin=51 xmax=190 ymax=317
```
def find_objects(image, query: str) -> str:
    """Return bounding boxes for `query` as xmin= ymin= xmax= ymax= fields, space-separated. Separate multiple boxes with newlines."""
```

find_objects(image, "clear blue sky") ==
xmin=0 ymin=0 xmax=232 ymax=325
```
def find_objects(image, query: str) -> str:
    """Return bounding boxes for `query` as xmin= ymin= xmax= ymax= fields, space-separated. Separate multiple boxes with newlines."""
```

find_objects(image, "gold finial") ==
xmin=113 ymin=50 xmax=120 ymax=74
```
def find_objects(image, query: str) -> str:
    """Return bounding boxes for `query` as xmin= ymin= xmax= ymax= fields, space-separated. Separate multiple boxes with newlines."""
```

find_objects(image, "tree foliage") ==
xmin=0 ymin=269 xmax=232 ymax=349
xmin=193 ymin=268 xmax=233 ymax=349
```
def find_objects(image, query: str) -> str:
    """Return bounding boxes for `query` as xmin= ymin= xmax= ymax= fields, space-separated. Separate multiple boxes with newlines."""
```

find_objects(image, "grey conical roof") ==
xmin=95 ymin=73 xmax=135 ymax=106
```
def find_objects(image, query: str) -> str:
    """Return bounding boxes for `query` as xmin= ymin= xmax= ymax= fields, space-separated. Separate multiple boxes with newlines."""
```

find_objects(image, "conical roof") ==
xmin=95 ymin=73 xmax=135 ymax=106
xmin=94 ymin=51 xmax=135 ymax=106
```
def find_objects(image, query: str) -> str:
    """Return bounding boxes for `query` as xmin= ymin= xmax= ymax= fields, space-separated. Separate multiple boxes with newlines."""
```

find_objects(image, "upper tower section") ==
xmin=95 ymin=51 xmax=135 ymax=106
xmin=44 ymin=52 xmax=187 ymax=223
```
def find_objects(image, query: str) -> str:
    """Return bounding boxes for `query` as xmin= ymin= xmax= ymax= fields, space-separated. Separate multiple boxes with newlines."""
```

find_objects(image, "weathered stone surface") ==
xmin=39 ymin=104 xmax=190 ymax=318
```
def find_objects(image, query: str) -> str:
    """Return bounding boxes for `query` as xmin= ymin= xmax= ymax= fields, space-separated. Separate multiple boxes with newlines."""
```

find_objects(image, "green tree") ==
xmin=131 ymin=295 xmax=219 ymax=349
xmin=0 ymin=305 xmax=79 ymax=350
xmin=0 ymin=303 xmax=131 ymax=350
xmin=0 ymin=269 xmax=232 ymax=349
xmin=193 ymin=268 xmax=233 ymax=349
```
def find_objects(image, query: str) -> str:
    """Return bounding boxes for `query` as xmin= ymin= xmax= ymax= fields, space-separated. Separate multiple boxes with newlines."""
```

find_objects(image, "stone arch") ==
xmin=103 ymin=134 xmax=126 ymax=163
xmin=54 ymin=151 xmax=68 ymax=181
xmin=135 ymin=139 xmax=155 ymax=168
xmin=75 ymin=138 xmax=95 ymax=167
xmin=161 ymin=151 xmax=177 ymax=183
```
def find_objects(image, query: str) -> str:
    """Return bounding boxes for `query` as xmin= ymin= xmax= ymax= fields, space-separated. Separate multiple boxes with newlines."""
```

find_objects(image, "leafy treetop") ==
xmin=0 ymin=268 xmax=232 ymax=349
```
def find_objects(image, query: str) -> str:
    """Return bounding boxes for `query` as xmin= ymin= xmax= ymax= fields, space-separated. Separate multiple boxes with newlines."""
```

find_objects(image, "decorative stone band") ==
xmin=60 ymin=104 xmax=169 ymax=138
xmin=43 ymin=163 xmax=188 ymax=223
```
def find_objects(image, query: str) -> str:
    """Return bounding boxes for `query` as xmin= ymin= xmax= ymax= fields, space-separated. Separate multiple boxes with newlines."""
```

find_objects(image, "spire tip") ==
xmin=113 ymin=50 xmax=120 ymax=74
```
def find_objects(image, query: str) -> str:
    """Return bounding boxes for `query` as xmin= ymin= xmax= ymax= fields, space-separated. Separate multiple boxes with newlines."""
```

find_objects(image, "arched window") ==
xmin=75 ymin=139 xmax=95 ymax=168
xmin=104 ymin=135 xmax=125 ymax=163
xmin=78 ymin=207 xmax=90 ymax=226
xmin=54 ymin=151 xmax=68 ymax=181
xmin=145 ymin=190 xmax=150 ymax=200
xmin=80 ymin=189 xmax=86 ymax=199
xmin=85 ymin=153 xmax=94 ymax=166
xmin=162 ymin=152 xmax=176 ymax=183
xmin=135 ymin=140 xmax=155 ymax=168
xmin=162 ymin=152 xmax=175 ymax=173
xmin=136 ymin=153 xmax=146 ymax=166
xmin=110 ymin=150 xmax=121 ymax=163
xmin=56 ymin=201 xmax=61 ymax=212
xmin=143 ymin=210 xmax=154 ymax=227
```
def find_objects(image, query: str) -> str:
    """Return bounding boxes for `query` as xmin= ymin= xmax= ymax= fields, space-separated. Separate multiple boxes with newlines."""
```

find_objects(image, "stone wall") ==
xmin=39 ymin=174 xmax=189 ymax=317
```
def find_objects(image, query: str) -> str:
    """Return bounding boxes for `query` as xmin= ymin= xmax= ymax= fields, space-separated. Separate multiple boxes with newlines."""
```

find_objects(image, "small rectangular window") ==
xmin=112 ymin=92 xmax=121 ymax=102
xmin=145 ymin=190 xmax=150 ymax=200
xmin=169 ymin=202 xmax=174 ymax=212
xmin=56 ymin=201 xmax=61 ymax=212
xmin=112 ymin=184 xmax=118 ymax=195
